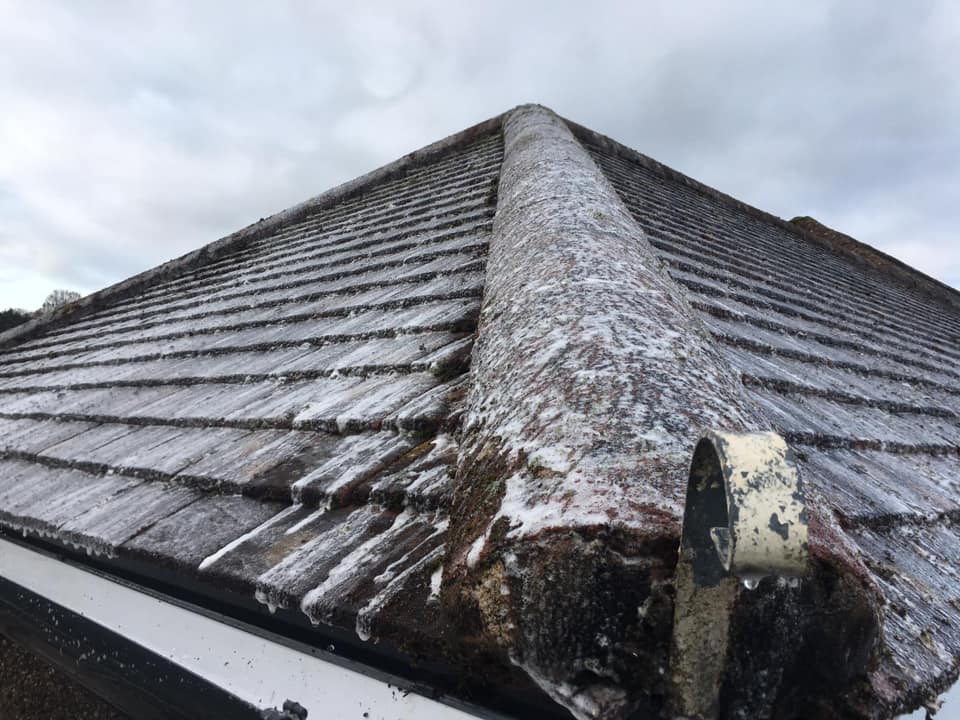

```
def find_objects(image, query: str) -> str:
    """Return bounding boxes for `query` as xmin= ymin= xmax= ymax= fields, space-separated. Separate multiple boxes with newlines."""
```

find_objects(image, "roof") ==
xmin=0 ymin=104 xmax=958 ymax=720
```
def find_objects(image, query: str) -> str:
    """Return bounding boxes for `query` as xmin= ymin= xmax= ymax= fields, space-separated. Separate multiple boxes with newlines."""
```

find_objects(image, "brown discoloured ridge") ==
xmin=444 ymin=105 xmax=768 ymax=719
xmin=0 ymin=113 xmax=504 ymax=351
xmin=670 ymin=432 xmax=883 ymax=719
xmin=711 ymin=507 xmax=884 ymax=719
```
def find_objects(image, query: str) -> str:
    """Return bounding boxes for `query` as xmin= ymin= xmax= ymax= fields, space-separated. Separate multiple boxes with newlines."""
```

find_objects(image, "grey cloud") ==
xmin=0 ymin=0 xmax=957 ymax=310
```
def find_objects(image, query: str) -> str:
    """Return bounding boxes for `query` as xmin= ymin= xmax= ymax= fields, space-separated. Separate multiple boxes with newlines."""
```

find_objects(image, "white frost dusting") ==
xmin=457 ymin=105 xmax=765 ymax=545
xmin=512 ymin=653 xmax=614 ymax=720
xmin=527 ymin=445 xmax=575 ymax=474
xmin=283 ymin=506 xmax=327 ymax=535
xmin=299 ymin=509 xmax=419 ymax=620
xmin=199 ymin=504 xmax=301 ymax=571
xmin=428 ymin=564 xmax=443 ymax=603
xmin=254 ymin=587 xmax=279 ymax=615
xmin=356 ymin=544 xmax=445 ymax=642
xmin=465 ymin=532 xmax=488 ymax=569
xmin=373 ymin=518 xmax=449 ymax=586
xmin=291 ymin=432 xmax=414 ymax=505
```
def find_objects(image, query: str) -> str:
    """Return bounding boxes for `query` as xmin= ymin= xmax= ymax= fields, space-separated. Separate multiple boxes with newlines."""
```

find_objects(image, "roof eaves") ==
xmin=0 ymin=533 xmax=504 ymax=720
xmin=0 ymin=112 xmax=505 ymax=351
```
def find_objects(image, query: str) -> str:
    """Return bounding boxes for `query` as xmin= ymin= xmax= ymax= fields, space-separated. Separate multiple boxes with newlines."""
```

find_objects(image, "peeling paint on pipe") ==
xmin=670 ymin=430 xmax=809 ymax=719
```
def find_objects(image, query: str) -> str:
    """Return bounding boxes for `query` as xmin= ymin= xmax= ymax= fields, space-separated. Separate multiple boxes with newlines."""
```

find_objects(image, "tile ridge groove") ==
xmin=0 ymin=362 xmax=465 ymax=394
xmin=125 ymin=171 xmax=495 ymax=298
xmin=97 ymin=220 xmax=491 ymax=320
xmin=652 ymin=234 xmax=960 ymax=347
xmin=0 ymin=409 xmax=445 ymax=436
xmin=592 ymin=150 xmax=960 ymax=334
xmin=11 ymin=250 xmax=486 ymax=351
xmin=568 ymin=118 xmax=960 ymax=314
xmin=676 ymin=274 xmax=960 ymax=367
xmin=740 ymin=373 xmax=959 ymax=419
xmin=838 ymin=508 xmax=960 ymax=532
xmin=76 ymin=209 xmax=492 ymax=322
xmin=713 ymin=333 xmax=960 ymax=397
xmin=183 ymin=164 xmax=499 ymax=273
xmin=665 ymin=254 xmax=960 ymax=360
xmin=0 ymin=448 xmax=250 ymax=497
xmin=0 ymin=325 xmax=472 ymax=378
xmin=0 ymin=290 xmax=483 ymax=366
xmin=0 ymin=449 xmax=308 ymax=503
xmin=694 ymin=300 xmax=960 ymax=382
xmin=783 ymin=430 xmax=960 ymax=456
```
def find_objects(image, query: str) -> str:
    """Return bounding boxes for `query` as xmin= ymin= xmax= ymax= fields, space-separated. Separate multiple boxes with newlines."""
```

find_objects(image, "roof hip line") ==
xmin=441 ymin=103 xmax=771 ymax=719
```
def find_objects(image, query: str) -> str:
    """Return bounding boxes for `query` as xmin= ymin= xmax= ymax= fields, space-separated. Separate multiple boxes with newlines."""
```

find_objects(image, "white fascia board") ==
xmin=0 ymin=536 xmax=491 ymax=720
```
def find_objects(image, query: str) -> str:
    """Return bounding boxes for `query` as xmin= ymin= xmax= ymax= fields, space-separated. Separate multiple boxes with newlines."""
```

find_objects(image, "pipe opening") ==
xmin=682 ymin=438 xmax=732 ymax=588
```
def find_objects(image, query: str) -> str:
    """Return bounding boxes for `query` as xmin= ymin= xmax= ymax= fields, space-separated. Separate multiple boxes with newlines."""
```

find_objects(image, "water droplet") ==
xmin=741 ymin=575 xmax=763 ymax=590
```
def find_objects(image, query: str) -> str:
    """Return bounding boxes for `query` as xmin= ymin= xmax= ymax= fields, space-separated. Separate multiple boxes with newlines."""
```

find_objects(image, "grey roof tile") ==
xmin=124 ymin=493 xmax=286 ymax=570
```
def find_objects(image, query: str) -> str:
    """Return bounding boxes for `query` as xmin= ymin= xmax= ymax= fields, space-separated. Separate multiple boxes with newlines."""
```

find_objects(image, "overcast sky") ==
xmin=1 ymin=1 xmax=958 ymax=311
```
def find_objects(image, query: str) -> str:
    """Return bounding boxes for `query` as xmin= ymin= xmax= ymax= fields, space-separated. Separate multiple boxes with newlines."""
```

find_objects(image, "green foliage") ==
xmin=0 ymin=308 xmax=30 ymax=333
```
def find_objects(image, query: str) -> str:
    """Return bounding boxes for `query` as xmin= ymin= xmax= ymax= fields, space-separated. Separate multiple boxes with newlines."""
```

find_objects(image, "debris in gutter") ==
xmin=259 ymin=698 xmax=308 ymax=719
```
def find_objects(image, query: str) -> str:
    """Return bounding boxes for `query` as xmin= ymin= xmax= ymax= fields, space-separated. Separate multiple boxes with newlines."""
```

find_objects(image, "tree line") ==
xmin=0 ymin=289 xmax=82 ymax=332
